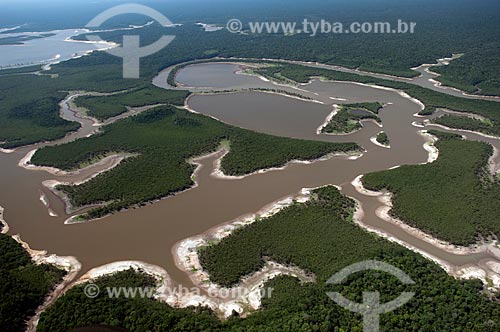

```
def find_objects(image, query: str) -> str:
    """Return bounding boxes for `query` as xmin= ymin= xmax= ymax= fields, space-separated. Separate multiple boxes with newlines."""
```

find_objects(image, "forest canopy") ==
xmin=363 ymin=131 xmax=500 ymax=245
xmin=31 ymin=105 xmax=359 ymax=220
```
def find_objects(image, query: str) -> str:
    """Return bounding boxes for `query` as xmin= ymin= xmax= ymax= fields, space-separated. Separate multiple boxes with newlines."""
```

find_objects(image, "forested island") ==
xmin=321 ymin=103 xmax=382 ymax=134
xmin=376 ymin=132 xmax=390 ymax=146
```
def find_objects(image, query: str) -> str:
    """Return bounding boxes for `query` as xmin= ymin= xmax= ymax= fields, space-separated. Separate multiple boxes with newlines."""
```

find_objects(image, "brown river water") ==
xmin=2 ymin=61 xmax=500 ymax=299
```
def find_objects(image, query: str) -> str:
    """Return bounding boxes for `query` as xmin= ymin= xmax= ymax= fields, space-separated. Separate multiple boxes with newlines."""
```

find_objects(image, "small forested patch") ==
xmin=376 ymin=132 xmax=390 ymax=146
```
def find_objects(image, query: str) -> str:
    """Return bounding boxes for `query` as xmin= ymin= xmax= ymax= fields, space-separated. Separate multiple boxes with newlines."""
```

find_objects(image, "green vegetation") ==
xmin=2 ymin=0 xmax=500 ymax=148
xmin=2 ymin=14 xmax=499 ymax=148
xmin=363 ymin=131 xmax=500 ymax=245
xmin=0 ymin=94 xmax=80 ymax=148
xmin=434 ymin=115 xmax=495 ymax=136
xmin=322 ymin=103 xmax=381 ymax=134
xmin=32 ymin=106 xmax=358 ymax=219
xmin=344 ymin=102 xmax=384 ymax=114
xmin=75 ymin=86 xmax=189 ymax=121
xmin=376 ymin=132 xmax=390 ymax=146
xmin=254 ymin=64 xmax=500 ymax=136
xmin=433 ymin=51 xmax=500 ymax=96
xmin=0 ymin=59 xmax=142 ymax=148
xmin=252 ymin=88 xmax=312 ymax=100
xmin=199 ymin=186 xmax=378 ymax=286
xmin=38 ymin=269 xmax=220 ymax=332
xmin=24 ymin=0 xmax=500 ymax=94
xmin=38 ymin=187 xmax=500 ymax=331
xmin=0 ymin=234 xmax=65 ymax=332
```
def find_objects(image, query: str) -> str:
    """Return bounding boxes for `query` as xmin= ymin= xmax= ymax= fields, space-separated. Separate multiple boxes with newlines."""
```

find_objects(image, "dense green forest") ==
xmin=433 ymin=114 xmax=497 ymax=136
xmin=0 ymin=234 xmax=65 ymax=332
xmin=31 ymin=106 xmax=358 ymax=219
xmin=0 ymin=61 xmax=143 ymax=148
xmin=363 ymin=131 xmax=500 ymax=245
xmin=343 ymin=102 xmax=384 ymax=114
xmin=199 ymin=186 xmax=377 ymax=286
xmin=321 ymin=103 xmax=381 ymax=134
xmin=3 ymin=0 xmax=499 ymax=94
xmin=376 ymin=132 xmax=390 ymax=146
xmin=253 ymin=64 xmax=500 ymax=136
xmin=37 ymin=187 xmax=500 ymax=331
xmin=75 ymin=86 xmax=189 ymax=121
xmin=433 ymin=50 xmax=500 ymax=96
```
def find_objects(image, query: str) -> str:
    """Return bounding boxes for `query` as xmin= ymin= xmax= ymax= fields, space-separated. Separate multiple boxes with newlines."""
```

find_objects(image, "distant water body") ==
xmin=0 ymin=26 xmax=116 ymax=70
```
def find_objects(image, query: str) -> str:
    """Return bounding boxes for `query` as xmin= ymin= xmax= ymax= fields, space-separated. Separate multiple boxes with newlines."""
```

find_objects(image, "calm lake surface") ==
xmin=0 ymin=28 xmax=114 ymax=69
xmin=1 ymin=62 xmax=500 ymax=290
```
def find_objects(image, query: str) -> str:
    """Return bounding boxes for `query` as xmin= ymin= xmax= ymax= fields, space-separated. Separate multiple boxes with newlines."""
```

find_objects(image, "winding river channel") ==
xmin=2 ymin=59 xmax=500 ymax=325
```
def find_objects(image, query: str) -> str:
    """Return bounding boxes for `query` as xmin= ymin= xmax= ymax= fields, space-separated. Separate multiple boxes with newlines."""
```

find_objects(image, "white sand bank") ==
xmin=173 ymin=189 xmax=315 ymax=317
xmin=351 ymin=175 xmax=500 ymax=290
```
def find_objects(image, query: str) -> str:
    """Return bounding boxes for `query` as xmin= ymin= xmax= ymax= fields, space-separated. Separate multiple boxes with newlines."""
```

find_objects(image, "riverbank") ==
xmin=172 ymin=188 xmax=315 ymax=317
xmin=418 ymin=130 xmax=439 ymax=163
xmin=425 ymin=120 xmax=500 ymax=141
xmin=50 ymin=191 xmax=317 ymax=319
xmin=0 ymin=206 xmax=8 ymax=234
xmin=225 ymin=56 xmax=500 ymax=101
xmin=351 ymin=175 xmax=500 ymax=290
xmin=370 ymin=133 xmax=391 ymax=149
xmin=210 ymin=146 xmax=362 ymax=181
xmin=0 ymin=209 xmax=82 ymax=332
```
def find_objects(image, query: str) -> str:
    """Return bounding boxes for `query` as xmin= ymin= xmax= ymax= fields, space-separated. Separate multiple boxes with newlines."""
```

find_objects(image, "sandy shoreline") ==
xmin=418 ymin=130 xmax=439 ymax=163
xmin=0 ymin=212 xmax=82 ymax=332
xmin=350 ymin=119 xmax=500 ymax=292
xmin=425 ymin=121 xmax=500 ymax=141
xmin=0 ymin=147 xmax=15 ymax=154
xmin=370 ymin=133 xmax=391 ymax=149
xmin=412 ymin=54 xmax=500 ymax=101
xmin=351 ymin=177 xmax=500 ymax=289
xmin=47 ymin=191 xmax=317 ymax=319
xmin=171 ymin=188 xmax=315 ymax=317
xmin=0 ymin=206 xmax=9 ymax=234
xmin=225 ymin=56 xmax=500 ymax=101
xmin=21 ymin=149 xmax=132 ymax=177
xmin=210 ymin=146 xmax=362 ymax=181
xmin=316 ymin=105 xmax=340 ymax=134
